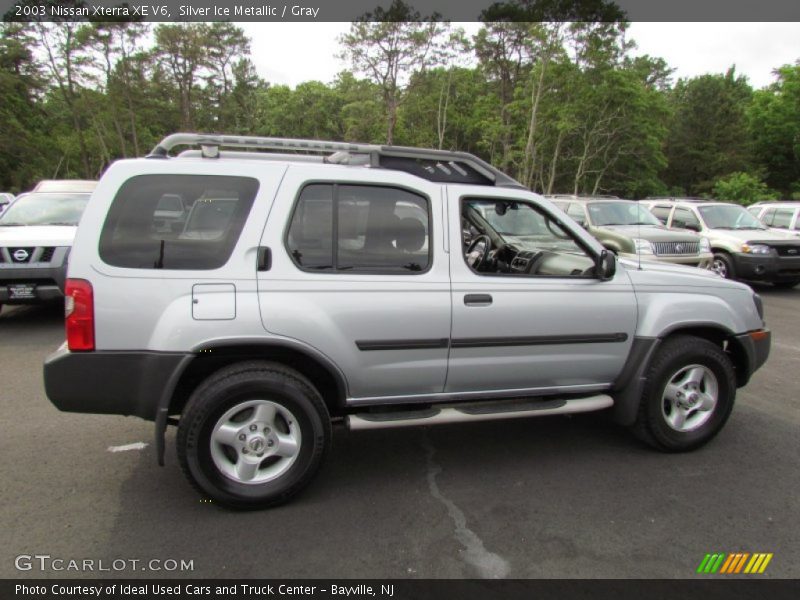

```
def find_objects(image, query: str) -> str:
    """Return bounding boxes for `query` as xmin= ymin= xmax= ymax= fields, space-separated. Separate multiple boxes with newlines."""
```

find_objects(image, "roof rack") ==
xmin=644 ymin=196 xmax=715 ymax=203
xmin=148 ymin=133 xmax=525 ymax=189
xmin=545 ymin=194 xmax=621 ymax=200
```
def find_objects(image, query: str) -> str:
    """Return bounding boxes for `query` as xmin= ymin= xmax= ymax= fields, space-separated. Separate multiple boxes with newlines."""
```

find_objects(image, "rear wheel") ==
xmin=711 ymin=252 xmax=735 ymax=279
xmin=633 ymin=335 xmax=736 ymax=452
xmin=177 ymin=361 xmax=331 ymax=509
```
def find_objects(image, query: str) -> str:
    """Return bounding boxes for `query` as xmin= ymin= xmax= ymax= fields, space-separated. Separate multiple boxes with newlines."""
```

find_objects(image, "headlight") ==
xmin=742 ymin=243 xmax=771 ymax=255
xmin=632 ymin=238 xmax=653 ymax=254
xmin=699 ymin=237 xmax=711 ymax=252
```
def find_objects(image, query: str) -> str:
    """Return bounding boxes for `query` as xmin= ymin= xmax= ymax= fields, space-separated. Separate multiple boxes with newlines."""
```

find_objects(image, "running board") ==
xmin=347 ymin=394 xmax=613 ymax=431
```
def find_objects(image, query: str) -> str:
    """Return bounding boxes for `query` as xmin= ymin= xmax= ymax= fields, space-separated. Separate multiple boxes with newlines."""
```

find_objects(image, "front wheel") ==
xmin=177 ymin=361 xmax=331 ymax=509
xmin=711 ymin=252 xmax=735 ymax=279
xmin=632 ymin=335 xmax=736 ymax=452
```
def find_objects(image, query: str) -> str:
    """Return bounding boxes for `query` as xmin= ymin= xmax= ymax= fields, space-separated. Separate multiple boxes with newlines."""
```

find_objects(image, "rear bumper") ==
xmin=44 ymin=344 xmax=190 ymax=420
xmin=731 ymin=253 xmax=800 ymax=282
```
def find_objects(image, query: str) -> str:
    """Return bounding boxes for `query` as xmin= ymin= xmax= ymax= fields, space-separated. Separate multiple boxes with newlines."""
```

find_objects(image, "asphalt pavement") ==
xmin=1 ymin=286 xmax=798 ymax=579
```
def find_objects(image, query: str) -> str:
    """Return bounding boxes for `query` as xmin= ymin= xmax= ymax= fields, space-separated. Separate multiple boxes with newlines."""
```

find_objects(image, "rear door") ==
xmin=446 ymin=186 xmax=637 ymax=396
xmin=257 ymin=167 xmax=451 ymax=403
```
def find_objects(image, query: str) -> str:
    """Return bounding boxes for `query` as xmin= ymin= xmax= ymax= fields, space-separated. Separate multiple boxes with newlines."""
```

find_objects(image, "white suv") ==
xmin=748 ymin=201 xmax=800 ymax=238
xmin=0 ymin=182 xmax=95 ymax=313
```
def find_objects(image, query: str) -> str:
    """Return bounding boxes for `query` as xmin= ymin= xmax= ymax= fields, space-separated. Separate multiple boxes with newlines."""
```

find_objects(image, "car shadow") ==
xmin=0 ymin=302 xmax=63 ymax=326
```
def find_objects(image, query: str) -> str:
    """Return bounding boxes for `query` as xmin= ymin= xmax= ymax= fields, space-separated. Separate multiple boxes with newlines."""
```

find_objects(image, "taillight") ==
xmin=65 ymin=279 xmax=94 ymax=351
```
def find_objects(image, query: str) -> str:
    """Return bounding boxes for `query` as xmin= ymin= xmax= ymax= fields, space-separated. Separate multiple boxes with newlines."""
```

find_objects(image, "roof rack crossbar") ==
xmin=148 ymin=133 xmax=525 ymax=189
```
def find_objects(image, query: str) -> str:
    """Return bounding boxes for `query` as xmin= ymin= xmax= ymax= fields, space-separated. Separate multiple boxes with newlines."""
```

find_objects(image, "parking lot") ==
xmin=1 ymin=286 xmax=798 ymax=579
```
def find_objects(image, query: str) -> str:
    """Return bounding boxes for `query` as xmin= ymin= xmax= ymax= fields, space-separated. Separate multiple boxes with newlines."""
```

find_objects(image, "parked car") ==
xmin=747 ymin=201 xmax=800 ymax=238
xmin=44 ymin=134 xmax=770 ymax=509
xmin=548 ymin=195 xmax=712 ymax=268
xmin=0 ymin=192 xmax=14 ymax=214
xmin=642 ymin=198 xmax=800 ymax=287
xmin=0 ymin=182 xmax=96 ymax=313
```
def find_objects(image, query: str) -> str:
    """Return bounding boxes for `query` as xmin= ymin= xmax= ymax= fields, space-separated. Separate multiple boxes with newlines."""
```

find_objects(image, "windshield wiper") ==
xmin=0 ymin=222 xmax=26 ymax=226
xmin=42 ymin=222 xmax=77 ymax=226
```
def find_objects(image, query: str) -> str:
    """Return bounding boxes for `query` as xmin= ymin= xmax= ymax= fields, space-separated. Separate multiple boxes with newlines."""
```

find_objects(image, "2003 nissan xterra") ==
xmin=44 ymin=134 xmax=771 ymax=509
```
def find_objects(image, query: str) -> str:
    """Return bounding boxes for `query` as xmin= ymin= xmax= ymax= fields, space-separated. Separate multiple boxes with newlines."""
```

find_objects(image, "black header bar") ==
xmin=2 ymin=0 xmax=800 ymax=23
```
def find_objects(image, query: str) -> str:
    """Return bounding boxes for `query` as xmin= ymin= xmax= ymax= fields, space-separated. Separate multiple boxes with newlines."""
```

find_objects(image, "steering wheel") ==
xmin=466 ymin=235 xmax=492 ymax=270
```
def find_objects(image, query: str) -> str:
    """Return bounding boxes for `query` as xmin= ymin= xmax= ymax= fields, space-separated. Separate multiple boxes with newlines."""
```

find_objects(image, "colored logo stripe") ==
xmin=698 ymin=553 xmax=773 ymax=574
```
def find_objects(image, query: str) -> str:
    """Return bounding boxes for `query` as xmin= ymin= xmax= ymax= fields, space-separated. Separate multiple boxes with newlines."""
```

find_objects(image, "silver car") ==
xmin=44 ymin=134 xmax=771 ymax=509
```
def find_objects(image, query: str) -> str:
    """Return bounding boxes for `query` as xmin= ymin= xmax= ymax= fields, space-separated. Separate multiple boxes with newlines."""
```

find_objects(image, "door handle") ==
xmin=257 ymin=246 xmax=272 ymax=271
xmin=464 ymin=294 xmax=492 ymax=306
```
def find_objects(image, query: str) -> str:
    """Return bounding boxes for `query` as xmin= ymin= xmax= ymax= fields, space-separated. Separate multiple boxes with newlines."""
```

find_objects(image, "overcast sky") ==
xmin=239 ymin=22 xmax=800 ymax=89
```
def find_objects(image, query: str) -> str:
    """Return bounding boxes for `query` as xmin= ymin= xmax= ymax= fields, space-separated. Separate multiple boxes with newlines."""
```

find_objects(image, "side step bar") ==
xmin=347 ymin=394 xmax=613 ymax=431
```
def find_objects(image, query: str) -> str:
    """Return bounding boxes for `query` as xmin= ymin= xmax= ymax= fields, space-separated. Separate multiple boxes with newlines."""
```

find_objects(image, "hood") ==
xmin=0 ymin=225 xmax=76 ymax=247
xmin=594 ymin=224 xmax=701 ymax=242
xmin=620 ymin=257 xmax=750 ymax=292
xmin=708 ymin=228 xmax=795 ymax=244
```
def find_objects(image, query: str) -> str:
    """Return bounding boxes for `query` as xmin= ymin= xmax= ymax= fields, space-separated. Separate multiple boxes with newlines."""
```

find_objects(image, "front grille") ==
xmin=652 ymin=241 xmax=699 ymax=256
xmin=38 ymin=247 xmax=56 ymax=262
xmin=775 ymin=245 xmax=800 ymax=257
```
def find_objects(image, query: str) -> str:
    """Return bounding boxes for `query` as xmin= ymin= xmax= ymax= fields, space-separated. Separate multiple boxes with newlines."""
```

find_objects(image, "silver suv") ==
xmin=44 ymin=134 xmax=771 ymax=509
xmin=643 ymin=198 xmax=800 ymax=288
xmin=548 ymin=195 xmax=712 ymax=268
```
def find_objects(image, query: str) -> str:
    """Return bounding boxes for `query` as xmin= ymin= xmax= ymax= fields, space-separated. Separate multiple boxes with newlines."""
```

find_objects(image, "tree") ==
xmin=662 ymin=68 xmax=755 ymax=195
xmin=713 ymin=172 xmax=777 ymax=205
xmin=338 ymin=0 xmax=450 ymax=144
xmin=748 ymin=62 xmax=800 ymax=197
xmin=154 ymin=24 xmax=208 ymax=131
xmin=0 ymin=22 xmax=51 ymax=191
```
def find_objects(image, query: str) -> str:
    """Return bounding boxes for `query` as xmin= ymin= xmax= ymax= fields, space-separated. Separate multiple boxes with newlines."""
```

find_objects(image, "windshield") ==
xmin=587 ymin=202 xmax=662 ymax=227
xmin=698 ymin=205 xmax=767 ymax=230
xmin=0 ymin=192 xmax=90 ymax=226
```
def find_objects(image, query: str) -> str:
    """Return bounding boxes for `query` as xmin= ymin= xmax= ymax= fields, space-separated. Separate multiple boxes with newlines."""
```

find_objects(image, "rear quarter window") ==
xmin=99 ymin=175 xmax=258 ymax=270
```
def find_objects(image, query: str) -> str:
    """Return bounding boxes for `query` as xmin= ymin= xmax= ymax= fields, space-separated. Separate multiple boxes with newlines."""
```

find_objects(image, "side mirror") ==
xmin=596 ymin=248 xmax=616 ymax=280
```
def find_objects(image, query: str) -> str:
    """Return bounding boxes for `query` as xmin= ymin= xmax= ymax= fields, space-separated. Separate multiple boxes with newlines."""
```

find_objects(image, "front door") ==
xmin=446 ymin=188 xmax=637 ymax=396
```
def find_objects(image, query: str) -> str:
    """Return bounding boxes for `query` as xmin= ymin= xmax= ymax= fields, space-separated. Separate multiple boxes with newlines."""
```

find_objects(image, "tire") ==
xmin=632 ymin=335 xmax=736 ymax=452
xmin=773 ymin=280 xmax=800 ymax=289
xmin=711 ymin=252 xmax=735 ymax=279
xmin=177 ymin=361 xmax=331 ymax=509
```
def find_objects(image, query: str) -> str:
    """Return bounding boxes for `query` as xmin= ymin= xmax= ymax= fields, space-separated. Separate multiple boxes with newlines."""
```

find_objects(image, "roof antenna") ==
xmin=637 ymin=200 xmax=643 ymax=270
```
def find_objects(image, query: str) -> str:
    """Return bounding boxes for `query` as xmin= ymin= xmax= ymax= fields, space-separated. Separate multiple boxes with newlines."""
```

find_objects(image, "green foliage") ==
xmin=712 ymin=172 xmax=778 ymax=205
xmin=662 ymin=68 xmax=755 ymax=196
xmin=748 ymin=62 xmax=800 ymax=196
xmin=0 ymin=17 xmax=797 ymax=204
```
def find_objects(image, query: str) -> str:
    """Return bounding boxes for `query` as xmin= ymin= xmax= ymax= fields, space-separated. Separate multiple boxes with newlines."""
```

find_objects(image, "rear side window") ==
xmin=672 ymin=207 xmax=700 ymax=229
xmin=650 ymin=205 xmax=672 ymax=224
xmin=99 ymin=175 xmax=258 ymax=270
xmin=771 ymin=208 xmax=793 ymax=229
xmin=286 ymin=183 xmax=430 ymax=273
xmin=761 ymin=207 xmax=777 ymax=225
